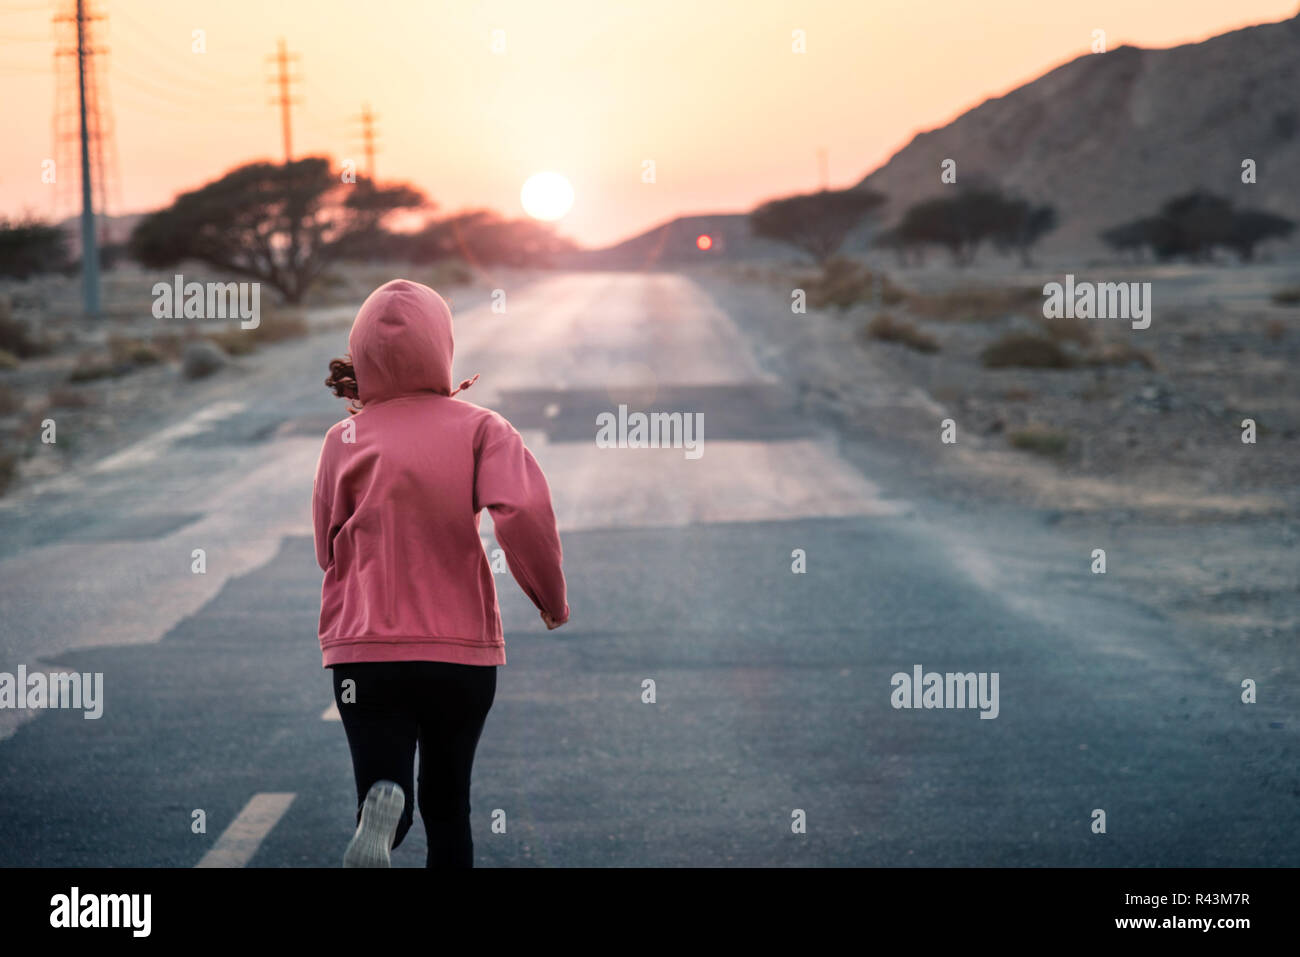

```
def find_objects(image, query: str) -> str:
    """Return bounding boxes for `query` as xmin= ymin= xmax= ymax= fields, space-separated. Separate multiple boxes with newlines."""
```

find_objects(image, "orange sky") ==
xmin=1 ymin=0 xmax=1296 ymax=248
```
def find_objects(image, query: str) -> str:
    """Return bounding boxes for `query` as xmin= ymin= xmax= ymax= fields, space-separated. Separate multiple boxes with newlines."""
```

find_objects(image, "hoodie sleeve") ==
xmin=312 ymin=434 xmax=336 ymax=572
xmin=474 ymin=419 xmax=569 ymax=623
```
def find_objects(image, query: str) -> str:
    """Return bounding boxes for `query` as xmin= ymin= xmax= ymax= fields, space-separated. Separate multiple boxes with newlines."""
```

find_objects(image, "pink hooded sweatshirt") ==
xmin=312 ymin=279 xmax=569 ymax=668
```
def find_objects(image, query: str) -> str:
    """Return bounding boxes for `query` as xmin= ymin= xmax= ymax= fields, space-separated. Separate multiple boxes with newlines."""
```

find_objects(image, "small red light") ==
xmin=696 ymin=234 xmax=713 ymax=251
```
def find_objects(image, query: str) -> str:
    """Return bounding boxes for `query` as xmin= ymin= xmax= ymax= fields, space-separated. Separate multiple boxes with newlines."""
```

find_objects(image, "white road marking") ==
xmin=195 ymin=792 xmax=296 ymax=868
xmin=92 ymin=400 xmax=248 ymax=473
xmin=0 ymin=438 xmax=319 ymax=742
xmin=321 ymin=701 xmax=340 ymax=721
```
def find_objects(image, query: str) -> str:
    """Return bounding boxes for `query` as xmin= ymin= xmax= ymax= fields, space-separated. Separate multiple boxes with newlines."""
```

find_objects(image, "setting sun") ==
xmin=520 ymin=172 xmax=574 ymax=222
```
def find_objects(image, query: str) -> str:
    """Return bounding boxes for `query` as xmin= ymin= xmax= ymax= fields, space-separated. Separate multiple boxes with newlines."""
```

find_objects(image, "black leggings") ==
xmin=331 ymin=660 xmax=496 ymax=868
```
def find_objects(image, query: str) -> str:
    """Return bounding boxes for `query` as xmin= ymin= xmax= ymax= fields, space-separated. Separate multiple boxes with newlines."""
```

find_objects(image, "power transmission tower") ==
xmin=352 ymin=102 xmax=379 ymax=181
xmin=54 ymin=0 xmax=110 ymax=317
xmin=266 ymin=38 xmax=301 ymax=162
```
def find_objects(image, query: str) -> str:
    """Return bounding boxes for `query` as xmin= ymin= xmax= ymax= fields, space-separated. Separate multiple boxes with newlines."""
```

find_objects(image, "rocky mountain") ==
xmin=585 ymin=13 xmax=1300 ymax=266
xmin=854 ymin=13 xmax=1300 ymax=260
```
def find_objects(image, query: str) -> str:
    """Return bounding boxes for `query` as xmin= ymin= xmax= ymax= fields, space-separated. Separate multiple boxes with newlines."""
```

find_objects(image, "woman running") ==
xmin=313 ymin=278 xmax=569 ymax=868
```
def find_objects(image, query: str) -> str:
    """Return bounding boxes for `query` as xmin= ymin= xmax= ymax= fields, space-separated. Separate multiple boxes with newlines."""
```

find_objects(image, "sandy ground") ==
xmin=692 ymin=259 xmax=1299 ymax=690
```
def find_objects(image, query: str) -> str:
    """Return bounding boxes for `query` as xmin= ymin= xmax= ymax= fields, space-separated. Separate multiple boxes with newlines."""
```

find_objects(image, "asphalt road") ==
xmin=0 ymin=272 xmax=1295 ymax=866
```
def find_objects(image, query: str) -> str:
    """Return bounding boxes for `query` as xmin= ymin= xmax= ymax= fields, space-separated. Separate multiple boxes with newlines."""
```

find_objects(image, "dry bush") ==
xmin=806 ymin=258 xmax=908 ymax=310
xmin=206 ymin=311 xmax=309 ymax=356
xmin=980 ymin=333 xmax=1074 ymax=369
xmin=429 ymin=259 xmax=475 ymax=289
xmin=1082 ymin=341 xmax=1157 ymax=370
xmin=108 ymin=335 xmax=163 ymax=367
xmin=863 ymin=313 xmax=939 ymax=353
xmin=1039 ymin=315 xmax=1094 ymax=346
xmin=1008 ymin=425 xmax=1070 ymax=456
xmin=906 ymin=285 xmax=1042 ymax=322
xmin=0 ymin=451 xmax=16 ymax=496
xmin=68 ymin=356 xmax=130 ymax=383
xmin=48 ymin=387 xmax=95 ymax=408
xmin=0 ymin=296 xmax=53 ymax=358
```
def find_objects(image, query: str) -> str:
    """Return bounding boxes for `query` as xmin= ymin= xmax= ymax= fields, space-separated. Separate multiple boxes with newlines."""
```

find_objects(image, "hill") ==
xmin=855 ymin=14 xmax=1300 ymax=259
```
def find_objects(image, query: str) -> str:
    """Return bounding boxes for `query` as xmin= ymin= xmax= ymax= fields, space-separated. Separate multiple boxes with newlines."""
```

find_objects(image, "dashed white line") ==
xmin=195 ymin=792 xmax=296 ymax=868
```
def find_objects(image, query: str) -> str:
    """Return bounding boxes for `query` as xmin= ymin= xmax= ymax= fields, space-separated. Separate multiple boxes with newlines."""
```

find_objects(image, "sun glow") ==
xmin=520 ymin=171 xmax=575 ymax=221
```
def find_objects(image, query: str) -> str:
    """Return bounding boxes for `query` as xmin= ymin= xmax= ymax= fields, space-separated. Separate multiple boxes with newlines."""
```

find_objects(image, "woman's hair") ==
xmin=325 ymin=356 xmax=362 ymax=413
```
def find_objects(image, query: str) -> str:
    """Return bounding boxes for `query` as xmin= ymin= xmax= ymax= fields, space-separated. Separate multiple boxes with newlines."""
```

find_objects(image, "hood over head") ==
xmin=347 ymin=279 xmax=479 ymax=404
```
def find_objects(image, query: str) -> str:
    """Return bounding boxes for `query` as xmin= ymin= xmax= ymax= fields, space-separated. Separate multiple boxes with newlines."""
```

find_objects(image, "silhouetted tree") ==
xmin=129 ymin=158 xmax=428 ymax=302
xmin=750 ymin=187 xmax=887 ymax=266
xmin=0 ymin=217 xmax=70 ymax=278
xmin=393 ymin=210 xmax=576 ymax=267
xmin=1099 ymin=190 xmax=1294 ymax=262
xmin=1099 ymin=219 xmax=1154 ymax=260
xmin=886 ymin=187 xmax=1056 ymax=266
xmin=1225 ymin=209 xmax=1295 ymax=261
xmin=995 ymin=201 xmax=1058 ymax=266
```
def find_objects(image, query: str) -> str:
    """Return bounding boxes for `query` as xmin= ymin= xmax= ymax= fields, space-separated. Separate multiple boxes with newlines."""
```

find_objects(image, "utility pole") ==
xmin=267 ymin=38 xmax=300 ymax=162
xmin=75 ymin=0 xmax=100 ymax=316
xmin=353 ymin=103 xmax=379 ymax=181
xmin=55 ymin=0 xmax=103 ymax=316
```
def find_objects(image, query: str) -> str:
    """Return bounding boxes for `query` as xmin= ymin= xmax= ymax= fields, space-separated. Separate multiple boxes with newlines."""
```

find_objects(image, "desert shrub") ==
xmin=108 ymin=335 xmax=164 ymax=367
xmin=864 ymin=314 xmax=939 ymax=353
xmin=1009 ymin=426 xmax=1070 ymax=456
xmin=0 ymin=297 xmax=52 ymax=358
xmin=1082 ymin=342 xmax=1156 ymax=370
xmin=0 ymin=451 xmax=17 ymax=495
xmin=429 ymin=259 xmax=475 ymax=288
xmin=906 ymin=285 xmax=1042 ymax=322
xmin=1039 ymin=315 xmax=1094 ymax=345
xmin=48 ymin=387 xmax=94 ymax=408
xmin=980 ymin=333 xmax=1074 ymax=369
xmin=806 ymin=258 xmax=907 ymax=310
xmin=68 ymin=357 xmax=131 ymax=383
xmin=206 ymin=311 xmax=308 ymax=356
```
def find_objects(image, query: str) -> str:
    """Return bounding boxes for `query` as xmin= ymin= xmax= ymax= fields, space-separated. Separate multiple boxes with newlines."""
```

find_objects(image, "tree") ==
xmin=749 ymin=187 xmax=887 ymax=266
xmin=890 ymin=196 xmax=967 ymax=263
xmin=886 ymin=187 xmax=1055 ymax=266
xmin=394 ymin=210 xmax=576 ymax=266
xmin=0 ymin=217 xmax=71 ymax=279
xmin=1099 ymin=191 xmax=1295 ymax=262
xmin=1099 ymin=219 xmax=1153 ymax=260
xmin=129 ymin=158 xmax=428 ymax=302
xmin=331 ymin=181 xmax=432 ymax=261
xmin=996 ymin=201 xmax=1058 ymax=266
xmin=1225 ymin=209 xmax=1295 ymax=261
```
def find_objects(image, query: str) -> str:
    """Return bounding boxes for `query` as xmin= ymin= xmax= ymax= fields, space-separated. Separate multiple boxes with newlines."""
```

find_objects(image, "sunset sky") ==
xmin=1 ymin=0 xmax=1296 ymax=249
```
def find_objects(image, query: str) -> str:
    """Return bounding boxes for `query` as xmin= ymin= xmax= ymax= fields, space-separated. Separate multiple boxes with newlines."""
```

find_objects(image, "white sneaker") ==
xmin=343 ymin=780 xmax=405 ymax=868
